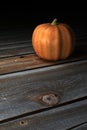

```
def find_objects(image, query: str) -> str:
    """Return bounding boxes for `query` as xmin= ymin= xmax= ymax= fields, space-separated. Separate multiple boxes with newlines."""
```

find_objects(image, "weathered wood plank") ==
xmin=0 ymin=99 xmax=87 ymax=130
xmin=0 ymin=52 xmax=87 ymax=75
xmin=0 ymin=40 xmax=31 ymax=49
xmin=0 ymin=60 xmax=87 ymax=121
xmin=70 ymin=123 xmax=87 ymax=130
xmin=0 ymin=29 xmax=32 ymax=58
xmin=0 ymin=46 xmax=34 ymax=58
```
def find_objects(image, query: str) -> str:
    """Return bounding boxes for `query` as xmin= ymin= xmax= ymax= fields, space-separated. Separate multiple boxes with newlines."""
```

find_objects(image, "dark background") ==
xmin=0 ymin=4 xmax=87 ymax=36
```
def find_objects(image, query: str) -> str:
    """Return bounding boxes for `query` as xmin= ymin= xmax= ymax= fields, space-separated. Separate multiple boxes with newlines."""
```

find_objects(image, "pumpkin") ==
xmin=32 ymin=18 xmax=75 ymax=61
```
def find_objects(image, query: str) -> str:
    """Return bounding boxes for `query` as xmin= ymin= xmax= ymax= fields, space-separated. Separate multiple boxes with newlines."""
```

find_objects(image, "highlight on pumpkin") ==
xmin=32 ymin=18 xmax=76 ymax=61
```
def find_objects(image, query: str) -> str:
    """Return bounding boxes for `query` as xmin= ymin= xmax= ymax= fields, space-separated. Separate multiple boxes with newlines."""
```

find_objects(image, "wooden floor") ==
xmin=0 ymin=27 xmax=87 ymax=130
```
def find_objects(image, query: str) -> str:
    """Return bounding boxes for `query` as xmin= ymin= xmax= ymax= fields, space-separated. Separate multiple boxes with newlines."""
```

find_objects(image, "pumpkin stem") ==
xmin=51 ymin=18 xmax=58 ymax=25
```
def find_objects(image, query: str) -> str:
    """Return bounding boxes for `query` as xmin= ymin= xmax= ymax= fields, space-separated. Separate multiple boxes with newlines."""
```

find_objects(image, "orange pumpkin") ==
xmin=32 ymin=18 xmax=75 ymax=61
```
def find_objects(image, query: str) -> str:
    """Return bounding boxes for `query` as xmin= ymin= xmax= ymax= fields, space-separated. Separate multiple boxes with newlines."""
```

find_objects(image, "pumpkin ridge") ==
xmin=45 ymin=26 xmax=60 ymax=60
xmin=56 ymin=26 xmax=63 ymax=60
xmin=58 ymin=24 xmax=73 ymax=59
xmin=62 ymin=24 xmax=76 ymax=54
xmin=32 ymin=24 xmax=49 ymax=57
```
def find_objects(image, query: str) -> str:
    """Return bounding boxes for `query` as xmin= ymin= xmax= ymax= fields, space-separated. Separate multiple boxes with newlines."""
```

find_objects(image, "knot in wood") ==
xmin=42 ymin=93 xmax=59 ymax=106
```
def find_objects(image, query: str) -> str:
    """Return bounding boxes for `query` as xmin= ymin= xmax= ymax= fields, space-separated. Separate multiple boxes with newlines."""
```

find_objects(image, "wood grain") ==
xmin=0 ymin=29 xmax=32 ymax=58
xmin=0 ymin=52 xmax=87 ymax=75
xmin=0 ymin=60 xmax=87 ymax=122
xmin=0 ymin=99 xmax=87 ymax=130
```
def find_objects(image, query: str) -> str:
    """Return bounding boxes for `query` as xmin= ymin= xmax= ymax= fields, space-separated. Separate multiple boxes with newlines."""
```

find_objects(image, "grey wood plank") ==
xmin=0 ymin=99 xmax=87 ymax=130
xmin=0 ymin=41 xmax=32 ymax=54
xmin=0 ymin=60 xmax=87 ymax=122
xmin=71 ymin=124 xmax=87 ymax=130
xmin=68 ymin=123 xmax=87 ymax=130
xmin=0 ymin=40 xmax=31 ymax=48
xmin=0 ymin=46 xmax=34 ymax=58
xmin=0 ymin=30 xmax=33 ymax=58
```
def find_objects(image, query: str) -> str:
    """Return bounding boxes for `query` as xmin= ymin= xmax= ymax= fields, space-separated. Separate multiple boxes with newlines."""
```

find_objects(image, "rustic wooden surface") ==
xmin=0 ymin=28 xmax=87 ymax=130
